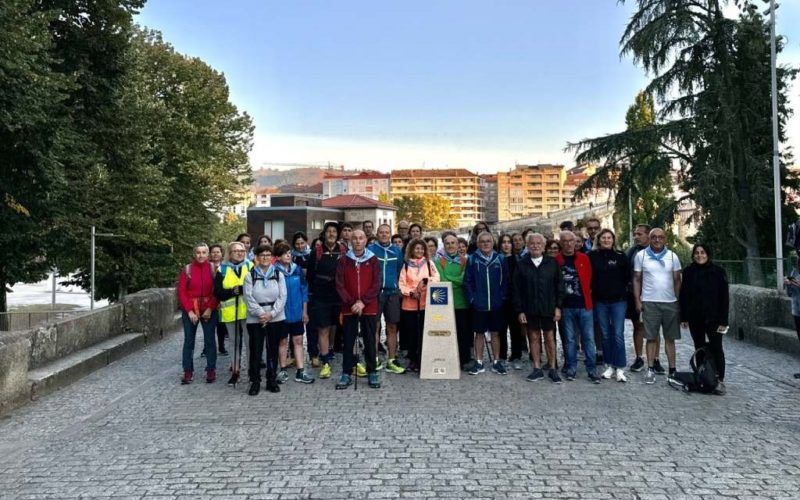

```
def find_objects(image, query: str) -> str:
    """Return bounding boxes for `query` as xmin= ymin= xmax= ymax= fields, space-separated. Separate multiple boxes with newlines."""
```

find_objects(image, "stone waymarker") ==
xmin=419 ymin=282 xmax=460 ymax=380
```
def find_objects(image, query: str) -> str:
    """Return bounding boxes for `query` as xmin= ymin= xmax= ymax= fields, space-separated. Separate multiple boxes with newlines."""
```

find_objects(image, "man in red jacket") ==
xmin=335 ymin=230 xmax=381 ymax=390
xmin=555 ymin=231 xmax=601 ymax=384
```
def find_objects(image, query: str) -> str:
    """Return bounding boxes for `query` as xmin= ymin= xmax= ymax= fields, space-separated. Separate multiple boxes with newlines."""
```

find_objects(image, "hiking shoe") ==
xmin=266 ymin=380 xmax=280 ymax=393
xmin=319 ymin=363 xmax=332 ymax=379
xmin=181 ymin=370 xmax=193 ymax=385
xmin=548 ymin=369 xmax=563 ymax=384
xmin=630 ymin=357 xmax=645 ymax=372
xmin=588 ymin=372 xmax=602 ymax=384
xmin=295 ymin=370 xmax=315 ymax=384
xmin=335 ymin=374 xmax=353 ymax=390
xmin=277 ymin=370 xmax=289 ymax=384
xmin=368 ymin=372 xmax=381 ymax=389
xmin=469 ymin=361 xmax=485 ymax=375
xmin=601 ymin=366 xmax=615 ymax=379
xmin=248 ymin=382 xmax=260 ymax=396
xmin=227 ymin=372 xmax=239 ymax=386
xmin=652 ymin=359 xmax=666 ymax=375
xmin=375 ymin=357 xmax=384 ymax=371
xmin=311 ymin=356 xmax=321 ymax=368
xmin=492 ymin=361 xmax=508 ymax=375
xmin=511 ymin=360 xmax=523 ymax=371
xmin=206 ymin=369 xmax=216 ymax=384
xmin=645 ymin=368 xmax=656 ymax=384
xmin=218 ymin=348 xmax=229 ymax=357
xmin=565 ymin=371 xmax=576 ymax=381
xmin=615 ymin=369 xmax=627 ymax=383
xmin=356 ymin=363 xmax=367 ymax=377
xmin=713 ymin=381 xmax=726 ymax=395
xmin=385 ymin=358 xmax=406 ymax=374
xmin=526 ymin=368 xmax=544 ymax=382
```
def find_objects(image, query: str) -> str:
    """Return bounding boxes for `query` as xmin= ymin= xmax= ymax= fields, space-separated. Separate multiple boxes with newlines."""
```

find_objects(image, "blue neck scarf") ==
xmin=253 ymin=264 xmax=275 ymax=286
xmin=645 ymin=246 xmax=668 ymax=267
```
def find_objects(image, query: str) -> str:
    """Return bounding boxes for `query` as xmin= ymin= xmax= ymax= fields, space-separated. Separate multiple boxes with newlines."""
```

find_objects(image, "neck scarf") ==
xmin=346 ymin=247 xmax=374 ymax=264
xmin=645 ymin=246 xmax=668 ymax=267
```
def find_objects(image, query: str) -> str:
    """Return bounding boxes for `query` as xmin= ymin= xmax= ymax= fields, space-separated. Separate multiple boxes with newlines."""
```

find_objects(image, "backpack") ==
xmin=667 ymin=347 xmax=719 ymax=394
xmin=438 ymin=255 xmax=466 ymax=271
xmin=250 ymin=266 xmax=280 ymax=286
xmin=315 ymin=241 xmax=347 ymax=261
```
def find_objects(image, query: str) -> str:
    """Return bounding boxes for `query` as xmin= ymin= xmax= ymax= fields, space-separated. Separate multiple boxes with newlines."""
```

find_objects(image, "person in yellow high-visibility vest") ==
xmin=214 ymin=241 xmax=254 ymax=386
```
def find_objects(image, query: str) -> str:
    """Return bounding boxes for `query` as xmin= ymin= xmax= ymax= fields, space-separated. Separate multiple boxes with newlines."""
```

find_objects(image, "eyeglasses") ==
xmin=257 ymin=253 xmax=271 ymax=258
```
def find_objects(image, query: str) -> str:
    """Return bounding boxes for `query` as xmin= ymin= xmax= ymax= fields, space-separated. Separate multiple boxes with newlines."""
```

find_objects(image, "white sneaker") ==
xmin=615 ymin=369 xmax=627 ymax=383
xmin=601 ymin=366 xmax=615 ymax=379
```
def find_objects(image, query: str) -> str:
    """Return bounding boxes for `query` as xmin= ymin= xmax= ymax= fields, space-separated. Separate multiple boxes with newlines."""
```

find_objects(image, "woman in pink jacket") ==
xmin=399 ymin=238 xmax=440 ymax=372
xmin=177 ymin=243 xmax=220 ymax=385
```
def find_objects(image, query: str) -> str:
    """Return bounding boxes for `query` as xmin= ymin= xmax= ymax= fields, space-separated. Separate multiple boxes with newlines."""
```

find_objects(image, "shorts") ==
xmin=523 ymin=315 xmax=556 ymax=332
xmin=641 ymin=301 xmax=681 ymax=341
xmin=472 ymin=309 xmax=504 ymax=334
xmin=378 ymin=292 xmax=401 ymax=324
xmin=309 ymin=300 xmax=340 ymax=330
xmin=284 ymin=321 xmax=305 ymax=337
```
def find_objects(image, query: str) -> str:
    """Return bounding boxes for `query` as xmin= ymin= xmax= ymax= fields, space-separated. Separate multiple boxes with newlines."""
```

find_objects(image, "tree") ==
xmin=393 ymin=195 xmax=457 ymax=230
xmin=569 ymin=0 xmax=797 ymax=285
xmin=0 ymin=0 xmax=72 ymax=321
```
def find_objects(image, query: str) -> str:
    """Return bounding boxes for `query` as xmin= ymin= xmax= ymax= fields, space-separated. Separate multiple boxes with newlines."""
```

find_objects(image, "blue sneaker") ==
xmin=469 ymin=361 xmax=485 ymax=375
xmin=526 ymin=368 xmax=544 ymax=382
xmin=492 ymin=361 xmax=507 ymax=375
xmin=368 ymin=372 xmax=381 ymax=389
xmin=335 ymin=374 xmax=352 ymax=390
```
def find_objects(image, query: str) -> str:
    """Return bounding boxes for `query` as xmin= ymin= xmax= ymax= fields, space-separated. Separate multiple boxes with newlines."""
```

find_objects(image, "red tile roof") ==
xmin=321 ymin=194 xmax=396 ymax=210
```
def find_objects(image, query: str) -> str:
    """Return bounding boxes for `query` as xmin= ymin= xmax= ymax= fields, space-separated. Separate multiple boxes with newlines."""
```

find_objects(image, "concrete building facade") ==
xmin=481 ymin=174 xmax=498 ymax=223
xmin=322 ymin=171 xmax=390 ymax=200
xmin=390 ymin=168 xmax=485 ymax=227
xmin=496 ymin=164 xmax=567 ymax=221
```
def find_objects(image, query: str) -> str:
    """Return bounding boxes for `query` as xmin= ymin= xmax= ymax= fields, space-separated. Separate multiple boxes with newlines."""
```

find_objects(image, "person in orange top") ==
xmin=398 ymin=238 xmax=440 ymax=372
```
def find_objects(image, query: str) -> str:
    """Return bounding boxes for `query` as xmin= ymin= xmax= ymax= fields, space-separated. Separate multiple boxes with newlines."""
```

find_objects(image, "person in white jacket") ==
xmin=244 ymin=245 xmax=287 ymax=396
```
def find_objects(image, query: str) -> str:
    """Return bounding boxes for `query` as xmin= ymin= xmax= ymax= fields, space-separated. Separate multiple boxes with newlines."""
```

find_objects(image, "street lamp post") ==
xmin=90 ymin=226 xmax=124 ymax=310
xmin=768 ymin=0 xmax=783 ymax=289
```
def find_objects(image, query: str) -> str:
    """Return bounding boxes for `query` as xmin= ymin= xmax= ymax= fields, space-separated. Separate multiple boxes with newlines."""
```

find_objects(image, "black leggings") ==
xmin=216 ymin=321 xmax=227 ymax=352
xmin=688 ymin=321 xmax=726 ymax=381
xmin=400 ymin=310 xmax=425 ymax=365
xmin=247 ymin=322 xmax=283 ymax=383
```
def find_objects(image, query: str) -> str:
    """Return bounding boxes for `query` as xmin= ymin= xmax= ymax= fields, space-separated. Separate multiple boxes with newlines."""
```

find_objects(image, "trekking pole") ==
xmin=233 ymin=293 xmax=242 ymax=388
xmin=483 ymin=328 xmax=494 ymax=366
xmin=354 ymin=313 xmax=362 ymax=391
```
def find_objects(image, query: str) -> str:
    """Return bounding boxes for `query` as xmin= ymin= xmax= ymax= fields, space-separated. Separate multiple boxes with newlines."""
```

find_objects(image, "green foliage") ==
xmin=393 ymin=195 xmax=458 ymax=230
xmin=0 ymin=0 xmax=254 ymax=310
xmin=569 ymin=0 xmax=798 ymax=285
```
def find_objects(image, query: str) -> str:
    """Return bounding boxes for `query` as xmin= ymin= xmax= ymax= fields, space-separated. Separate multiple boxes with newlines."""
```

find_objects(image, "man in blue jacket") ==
xmin=464 ymin=231 xmax=509 ymax=375
xmin=368 ymin=224 xmax=405 ymax=374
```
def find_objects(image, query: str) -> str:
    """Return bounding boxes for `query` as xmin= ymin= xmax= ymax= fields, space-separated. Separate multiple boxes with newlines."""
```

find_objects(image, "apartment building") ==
xmin=322 ymin=171 xmax=390 ymax=200
xmin=496 ymin=164 xmax=567 ymax=221
xmin=481 ymin=174 xmax=498 ymax=223
xmin=390 ymin=168 xmax=485 ymax=227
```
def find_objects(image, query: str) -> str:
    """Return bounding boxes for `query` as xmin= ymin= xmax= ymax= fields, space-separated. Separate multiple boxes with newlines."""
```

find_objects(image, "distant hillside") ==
xmin=253 ymin=166 xmax=362 ymax=188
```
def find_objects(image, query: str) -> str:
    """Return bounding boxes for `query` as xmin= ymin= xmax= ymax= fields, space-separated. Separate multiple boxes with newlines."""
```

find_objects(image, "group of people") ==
xmin=176 ymin=217 xmax=731 ymax=396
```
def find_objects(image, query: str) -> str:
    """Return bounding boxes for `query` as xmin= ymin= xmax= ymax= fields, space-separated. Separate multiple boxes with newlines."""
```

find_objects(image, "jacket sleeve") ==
xmin=335 ymin=259 xmax=355 ymax=308
xmin=427 ymin=259 xmax=440 ymax=283
xmin=554 ymin=261 xmax=565 ymax=308
xmin=243 ymin=272 xmax=265 ymax=318
xmin=363 ymin=258 xmax=381 ymax=305
xmin=272 ymin=272 xmax=287 ymax=317
xmin=678 ymin=268 xmax=689 ymax=322
xmin=718 ymin=267 xmax=729 ymax=326
xmin=512 ymin=264 xmax=524 ymax=314
xmin=500 ymin=258 xmax=510 ymax=303
xmin=399 ymin=265 xmax=413 ymax=296
xmin=214 ymin=269 xmax=235 ymax=302
xmin=300 ymin=269 xmax=309 ymax=304
xmin=177 ymin=267 xmax=192 ymax=313
xmin=463 ymin=257 xmax=475 ymax=305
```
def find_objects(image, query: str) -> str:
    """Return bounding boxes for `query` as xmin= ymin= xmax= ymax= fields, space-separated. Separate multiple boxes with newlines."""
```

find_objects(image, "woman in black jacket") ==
xmin=679 ymin=243 xmax=729 ymax=394
xmin=588 ymin=229 xmax=631 ymax=382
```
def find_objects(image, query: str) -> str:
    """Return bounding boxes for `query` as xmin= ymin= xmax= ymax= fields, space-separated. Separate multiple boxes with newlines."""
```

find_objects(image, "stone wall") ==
xmin=728 ymin=284 xmax=798 ymax=355
xmin=0 ymin=288 xmax=178 ymax=415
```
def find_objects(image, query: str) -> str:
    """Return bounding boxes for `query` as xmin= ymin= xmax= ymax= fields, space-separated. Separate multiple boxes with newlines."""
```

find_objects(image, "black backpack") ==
xmin=668 ymin=347 xmax=718 ymax=394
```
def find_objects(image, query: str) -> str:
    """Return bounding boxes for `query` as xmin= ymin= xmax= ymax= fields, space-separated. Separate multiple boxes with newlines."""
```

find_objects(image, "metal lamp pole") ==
xmin=91 ymin=226 xmax=124 ymax=310
xmin=768 ymin=0 xmax=783 ymax=289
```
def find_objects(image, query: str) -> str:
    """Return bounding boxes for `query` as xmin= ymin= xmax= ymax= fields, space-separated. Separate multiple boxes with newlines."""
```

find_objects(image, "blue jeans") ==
xmin=594 ymin=301 xmax=627 ymax=369
xmin=182 ymin=310 xmax=218 ymax=371
xmin=562 ymin=307 xmax=596 ymax=377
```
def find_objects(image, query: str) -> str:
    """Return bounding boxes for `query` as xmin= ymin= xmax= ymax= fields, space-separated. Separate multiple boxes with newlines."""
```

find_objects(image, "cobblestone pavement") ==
xmin=1 ymin=324 xmax=799 ymax=500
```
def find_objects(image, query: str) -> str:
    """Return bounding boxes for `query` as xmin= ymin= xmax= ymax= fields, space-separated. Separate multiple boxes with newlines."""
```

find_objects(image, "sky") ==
xmin=136 ymin=0 xmax=800 ymax=174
